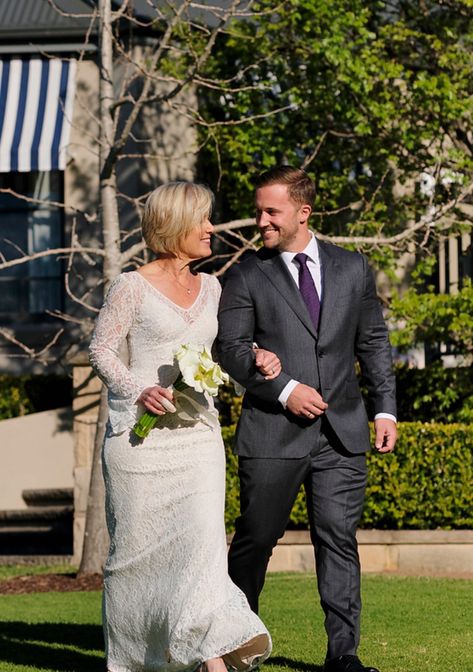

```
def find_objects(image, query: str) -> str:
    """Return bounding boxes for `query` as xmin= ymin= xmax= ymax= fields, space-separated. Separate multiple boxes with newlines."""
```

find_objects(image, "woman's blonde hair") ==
xmin=142 ymin=181 xmax=214 ymax=255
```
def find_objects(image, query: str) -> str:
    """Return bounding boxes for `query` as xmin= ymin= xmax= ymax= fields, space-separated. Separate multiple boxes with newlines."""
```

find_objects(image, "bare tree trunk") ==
xmin=100 ymin=0 xmax=122 ymax=285
xmin=79 ymin=0 xmax=122 ymax=574
xmin=78 ymin=385 xmax=109 ymax=574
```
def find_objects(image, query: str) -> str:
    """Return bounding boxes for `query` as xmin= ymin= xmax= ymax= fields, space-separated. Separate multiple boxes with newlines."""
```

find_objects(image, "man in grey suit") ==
xmin=217 ymin=166 xmax=397 ymax=672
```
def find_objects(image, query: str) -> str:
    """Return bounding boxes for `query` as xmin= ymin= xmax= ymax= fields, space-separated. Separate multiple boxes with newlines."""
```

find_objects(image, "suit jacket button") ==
xmin=318 ymin=350 xmax=324 ymax=357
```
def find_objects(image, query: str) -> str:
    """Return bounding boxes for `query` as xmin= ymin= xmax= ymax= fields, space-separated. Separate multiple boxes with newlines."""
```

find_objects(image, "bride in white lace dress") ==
xmin=89 ymin=182 xmax=278 ymax=672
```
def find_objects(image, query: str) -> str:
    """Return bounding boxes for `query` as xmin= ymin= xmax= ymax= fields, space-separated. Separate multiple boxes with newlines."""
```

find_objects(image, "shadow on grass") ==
xmin=0 ymin=622 xmax=104 ymax=671
xmin=266 ymin=656 xmax=324 ymax=672
xmin=1 ymin=627 xmax=325 ymax=672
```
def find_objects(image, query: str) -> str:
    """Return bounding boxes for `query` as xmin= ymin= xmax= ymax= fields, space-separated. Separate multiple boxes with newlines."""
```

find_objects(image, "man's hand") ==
xmin=374 ymin=418 xmax=397 ymax=453
xmin=254 ymin=348 xmax=282 ymax=380
xmin=286 ymin=383 xmax=328 ymax=419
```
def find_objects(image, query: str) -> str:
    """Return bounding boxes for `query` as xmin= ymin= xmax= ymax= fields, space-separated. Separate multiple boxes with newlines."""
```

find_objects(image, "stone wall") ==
xmin=264 ymin=530 xmax=473 ymax=578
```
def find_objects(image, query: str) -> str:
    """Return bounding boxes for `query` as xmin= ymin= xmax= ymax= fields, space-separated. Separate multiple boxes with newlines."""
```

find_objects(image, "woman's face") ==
xmin=178 ymin=217 xmax=214 ymax=261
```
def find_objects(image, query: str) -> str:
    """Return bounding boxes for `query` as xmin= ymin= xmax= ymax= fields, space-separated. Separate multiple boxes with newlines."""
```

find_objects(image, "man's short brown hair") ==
xmin=255 ymin=166 xmax=315 ymax=208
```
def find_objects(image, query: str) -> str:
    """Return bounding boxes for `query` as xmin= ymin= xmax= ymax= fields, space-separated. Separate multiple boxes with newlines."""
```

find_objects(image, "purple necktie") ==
xmin=294 ymin=253 xmax=320 ymax=329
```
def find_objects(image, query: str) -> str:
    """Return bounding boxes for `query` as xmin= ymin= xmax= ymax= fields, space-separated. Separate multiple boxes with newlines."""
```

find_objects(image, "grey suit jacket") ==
xmin=217 ymin=239 xmax=397 ymax=458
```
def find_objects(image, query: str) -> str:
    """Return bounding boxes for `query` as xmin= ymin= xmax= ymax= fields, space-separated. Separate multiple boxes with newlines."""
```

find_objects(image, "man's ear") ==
xmin=299 ymin=204 xmax=312 ymax=224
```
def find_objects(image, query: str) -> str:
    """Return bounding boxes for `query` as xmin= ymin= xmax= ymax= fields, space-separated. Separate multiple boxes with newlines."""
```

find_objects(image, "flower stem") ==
xmin=133 ymin=411 xmax=159 ymax=438
xmin=132 ymin=375 xmax=189 ymax=439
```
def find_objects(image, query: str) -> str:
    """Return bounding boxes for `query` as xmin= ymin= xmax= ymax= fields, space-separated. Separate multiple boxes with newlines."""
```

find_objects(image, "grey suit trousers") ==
xmin=228 ymin=418 xmax=367 ymax=661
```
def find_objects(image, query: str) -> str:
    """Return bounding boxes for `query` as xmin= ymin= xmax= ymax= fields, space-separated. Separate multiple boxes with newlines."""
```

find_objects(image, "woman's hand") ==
xmin=137 ymin=386 xmax=176 ymax=415
xmin=254 ymin=348 xmax=282 ymax=380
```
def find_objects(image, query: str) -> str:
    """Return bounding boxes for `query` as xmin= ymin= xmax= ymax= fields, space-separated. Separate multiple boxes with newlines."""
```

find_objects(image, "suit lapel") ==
xmin=256 ymin=252 xmax=317 ymax=339
xmin=317 ymin=240 xmax=343 ymax=339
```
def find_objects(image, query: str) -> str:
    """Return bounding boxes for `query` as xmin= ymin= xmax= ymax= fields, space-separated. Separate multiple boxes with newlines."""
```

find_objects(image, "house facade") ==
xmin=0 ymin=0 xmax=196 ymax=373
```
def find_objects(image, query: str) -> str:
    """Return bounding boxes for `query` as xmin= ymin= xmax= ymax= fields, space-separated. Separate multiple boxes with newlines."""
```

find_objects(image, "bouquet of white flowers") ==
xmin=133 ymin=344 xmax=229 ymax=439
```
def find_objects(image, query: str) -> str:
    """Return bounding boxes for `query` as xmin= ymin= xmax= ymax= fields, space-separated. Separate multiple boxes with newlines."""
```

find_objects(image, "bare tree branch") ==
xmin=301 ymin=131 xmax=329 ymax=170
xmin=214 ymin=233 xmax=259 ymax=276
xmin=102 ymin=0 xmax=194 ymax=176
xmin=0 ymin=326 xmax=65 ymax=362
xmin=0 ymin=247 xmax=105 ymax=271
xmin=324 ymin=180 xmax=473 ymax=245
xmin=0 ymin=188 xmax=97 ymax=222
xmin=162 ymin=100 xmax=297 ymax=129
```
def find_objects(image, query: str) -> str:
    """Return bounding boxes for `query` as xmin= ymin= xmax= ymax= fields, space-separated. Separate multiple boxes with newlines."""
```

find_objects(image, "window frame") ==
xmin=0 ymin=170 xmax=65 ymax=324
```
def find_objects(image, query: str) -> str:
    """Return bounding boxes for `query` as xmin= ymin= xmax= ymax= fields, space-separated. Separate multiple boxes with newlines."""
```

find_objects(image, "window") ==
xmin=0 ymin=171 xmax=64 ymax=320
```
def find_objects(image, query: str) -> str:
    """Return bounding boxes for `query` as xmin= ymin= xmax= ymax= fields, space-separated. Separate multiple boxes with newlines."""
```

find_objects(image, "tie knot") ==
xmin=294 ymin=253 xmax=309 ymax=268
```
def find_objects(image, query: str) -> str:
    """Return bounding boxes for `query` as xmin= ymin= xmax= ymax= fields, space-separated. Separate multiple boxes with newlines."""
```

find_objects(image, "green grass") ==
xmin=262 ymin=573 xmax=473 ymax=672
xmin=0 ymin=566 xmax=75 ymax=581
xmin=0 ymin=571 xmax=471 ymax=671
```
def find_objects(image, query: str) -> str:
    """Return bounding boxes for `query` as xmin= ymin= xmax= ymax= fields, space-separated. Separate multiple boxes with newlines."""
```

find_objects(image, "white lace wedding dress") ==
xmin=89 ymin=271 xmax=271 ymax=672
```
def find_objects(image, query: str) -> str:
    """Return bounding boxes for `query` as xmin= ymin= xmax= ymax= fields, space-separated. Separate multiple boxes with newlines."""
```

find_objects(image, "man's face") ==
xmin=255 ymin=183 xmax=310 ymax=252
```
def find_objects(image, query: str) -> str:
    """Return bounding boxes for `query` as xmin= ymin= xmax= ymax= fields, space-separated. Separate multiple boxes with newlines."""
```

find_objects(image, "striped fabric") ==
xmin=0 ymin=58 xmax=76 ymax=172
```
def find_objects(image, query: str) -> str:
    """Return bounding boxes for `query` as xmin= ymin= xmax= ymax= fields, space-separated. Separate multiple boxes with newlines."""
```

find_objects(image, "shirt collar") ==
xmin=280 ymin=232 xmax=320 ymax=267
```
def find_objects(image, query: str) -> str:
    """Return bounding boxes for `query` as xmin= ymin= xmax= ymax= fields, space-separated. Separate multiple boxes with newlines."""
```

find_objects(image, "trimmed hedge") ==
xmin=222 ymin=422 xmax=473 ymax=532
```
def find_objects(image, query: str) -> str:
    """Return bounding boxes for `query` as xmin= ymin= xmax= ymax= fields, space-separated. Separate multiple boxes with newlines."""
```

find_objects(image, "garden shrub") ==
xmin=0 ymin=377 xmax=33 ymax=419
xmin=393 ymin=362 xmax=473 ymax=423
xmin=223 ymin=421 xmax=473 ymax=532
xmin=363 ymin=422 xmax=473 ymax=529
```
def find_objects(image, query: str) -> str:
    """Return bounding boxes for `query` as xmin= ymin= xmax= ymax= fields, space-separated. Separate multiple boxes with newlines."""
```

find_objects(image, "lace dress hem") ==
xmin=106 ymin=631 xmax=271 ymax=672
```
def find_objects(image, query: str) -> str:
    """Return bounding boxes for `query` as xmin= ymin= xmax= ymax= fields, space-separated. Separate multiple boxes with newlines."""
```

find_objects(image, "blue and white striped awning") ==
xmin=0 ymin=58 xmax=76 ymax=173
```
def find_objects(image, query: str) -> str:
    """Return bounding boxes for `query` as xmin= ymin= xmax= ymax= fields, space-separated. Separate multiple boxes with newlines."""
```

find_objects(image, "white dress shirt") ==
xmin=276 ymin=234 xmax=396 ymax=423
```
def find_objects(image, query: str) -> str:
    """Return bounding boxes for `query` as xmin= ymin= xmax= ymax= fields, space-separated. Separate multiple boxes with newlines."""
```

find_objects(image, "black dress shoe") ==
xmin=324 ymin=655 xmax=380 ymax=672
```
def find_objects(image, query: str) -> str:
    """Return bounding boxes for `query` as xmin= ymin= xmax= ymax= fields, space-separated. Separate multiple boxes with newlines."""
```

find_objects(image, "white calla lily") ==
xmin=133 ymin=344 xmax=229 ymax=439
xmin=174 ymin=343 xmax=229 ymax=395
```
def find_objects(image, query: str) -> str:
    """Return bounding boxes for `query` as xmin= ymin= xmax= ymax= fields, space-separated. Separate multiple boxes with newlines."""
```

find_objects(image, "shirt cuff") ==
xmin=278 ymin=379 xmax=299 ymax=408
xmin=374 ymin=413 xmax=397 ymax=423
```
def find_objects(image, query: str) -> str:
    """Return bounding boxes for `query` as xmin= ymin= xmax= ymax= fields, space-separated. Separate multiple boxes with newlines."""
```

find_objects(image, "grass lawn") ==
xmin=0 ymin=570 xmax=471 ymax=671
xmin=0 ymin=566 xmax=73 ymax=581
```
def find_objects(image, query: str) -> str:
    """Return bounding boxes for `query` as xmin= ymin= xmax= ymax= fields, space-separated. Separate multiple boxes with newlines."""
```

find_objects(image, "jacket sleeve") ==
xmin=355 ymin=256 xmax=397 ymax=417
xmin=217 ymin=264 xmax=291 ymax=403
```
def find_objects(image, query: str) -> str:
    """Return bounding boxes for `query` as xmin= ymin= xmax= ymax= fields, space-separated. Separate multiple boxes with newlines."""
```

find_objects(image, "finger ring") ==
xmin=307 ymin=412 xmax=313 ymax=418
xmin=270 ymin=368 xmax=275 ymax=374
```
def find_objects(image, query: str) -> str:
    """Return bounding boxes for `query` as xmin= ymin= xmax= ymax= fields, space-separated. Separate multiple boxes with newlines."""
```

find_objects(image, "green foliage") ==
xmin=0 ymin=378 xmax=33 ymax=419
xmin=218 ymin=383 xmax=243 ymax=427
xmin=390 ymin=281 xmax=473 ymax=356
xmin=222 ymin=420 xmax=473 ymax=532
xmin=395 ymin=362 xmax=473 ymax=423
xmin=0 ymin=375 xmax=72 ymax=420
xmin=363 ymin=422 xmax=473 ymax=529
xmin=222 ymin=425 xmax=241 ymax=531
xmin=197 ymin=0 xmax=473 ymax=278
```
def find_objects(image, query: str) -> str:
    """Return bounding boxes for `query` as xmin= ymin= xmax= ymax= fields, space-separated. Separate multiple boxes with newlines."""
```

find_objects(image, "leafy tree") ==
xmin=390 ymin=279 xmax=473 ymax=357
xmin=199 ymin=0 xmax=472 ymax=276
xmin=394 ymin=361 xmax=473 ymax=423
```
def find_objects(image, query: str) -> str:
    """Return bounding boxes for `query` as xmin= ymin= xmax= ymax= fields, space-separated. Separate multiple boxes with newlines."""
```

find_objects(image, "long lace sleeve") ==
xmin=89 ymin=273 xmax=143 ymax=434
